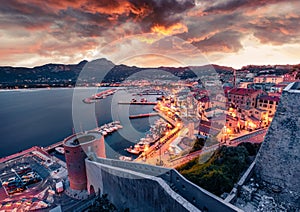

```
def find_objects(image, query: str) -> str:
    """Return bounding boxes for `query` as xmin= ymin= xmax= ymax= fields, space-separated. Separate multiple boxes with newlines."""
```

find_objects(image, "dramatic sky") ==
xmin=0 ymin=0 xmax=299 ymax=68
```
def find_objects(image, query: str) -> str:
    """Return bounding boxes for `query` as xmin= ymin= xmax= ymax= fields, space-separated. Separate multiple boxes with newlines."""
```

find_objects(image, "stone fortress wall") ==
xmin=86 ymin=157 xmax=242 ymax=212
xmin=255 ymin=82 xmax=300 ymax=208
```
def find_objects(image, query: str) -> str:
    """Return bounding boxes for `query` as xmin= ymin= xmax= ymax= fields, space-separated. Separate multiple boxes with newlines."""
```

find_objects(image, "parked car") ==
xmin=17 ymin=168 xmax=31 ymax=175
xmin=7 ymin=187 xmax=25 ymax=195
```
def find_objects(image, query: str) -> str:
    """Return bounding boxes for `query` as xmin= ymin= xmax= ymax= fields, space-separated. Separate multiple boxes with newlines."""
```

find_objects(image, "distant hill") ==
xmin=0 ymin=59 xmax=298 ymax=89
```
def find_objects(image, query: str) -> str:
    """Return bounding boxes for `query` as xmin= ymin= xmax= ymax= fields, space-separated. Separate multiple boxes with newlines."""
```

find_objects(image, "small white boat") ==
xmin=55 ymin=147 xmax=65 ymax=154
xmin=116 ymin=124 xmax=123 ymax=129
xmin=103 ymin=128 xmax=112 ymax=133
xmin=119 ymin=156 xmax=132 ymax=161
xmin=125 ymin=146 xmax=141 ymax=155
xmin=100 ymin=130 xmax=107 ymax=136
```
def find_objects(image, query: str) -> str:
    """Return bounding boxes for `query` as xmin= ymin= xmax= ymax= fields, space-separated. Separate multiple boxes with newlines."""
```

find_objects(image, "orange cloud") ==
xmin=151 ymin=23 xmax=188 ymax=36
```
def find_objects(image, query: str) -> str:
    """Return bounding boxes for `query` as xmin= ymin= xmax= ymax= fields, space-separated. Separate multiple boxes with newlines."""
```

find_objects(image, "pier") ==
xmin=118 ymin=101 xmax=157 ymax=105
xmin=83 ymin=89 xmax=116 ymax=104
xmin=44 ymin=141 xmax=64 ymax=151
xmin=129 ymin=113 xmax=159 ymax=119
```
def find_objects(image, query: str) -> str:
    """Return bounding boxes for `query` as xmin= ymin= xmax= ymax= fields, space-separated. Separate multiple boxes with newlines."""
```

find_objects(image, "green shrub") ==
xmin=177 ymin=144 xmax=258 ymax=196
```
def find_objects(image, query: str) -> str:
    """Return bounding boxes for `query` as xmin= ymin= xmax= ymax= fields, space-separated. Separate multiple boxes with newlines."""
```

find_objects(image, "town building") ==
xmin=227 ymin=88 xmax=265 ymax=109
xmin=256 ymin=95 xmax=280 ymax=118
xmin=253 ymin=75 xmax=284 ymax=84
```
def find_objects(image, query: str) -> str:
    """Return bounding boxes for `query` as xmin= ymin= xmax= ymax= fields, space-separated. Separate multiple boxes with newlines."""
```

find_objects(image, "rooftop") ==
xmin=229 ymin=88 xmax=259 ymax=95
xmin=63 ymin=132 xmax=102 ymax=147
xmin=258 ymin=95 xmax=280 ymax=102
xmin=284 ymin=82 xmax=300 ymax=93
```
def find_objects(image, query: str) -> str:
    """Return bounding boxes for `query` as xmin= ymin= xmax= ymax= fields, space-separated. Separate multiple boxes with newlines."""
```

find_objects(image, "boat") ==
xmin=100 ymin=130 xmax=107 ymax=136
xmin=104 ymin=128 xmax=112 ymax=133
xmin=116 ymin=124 xmax=123 ymax=129
xmin=55 ymin=147 xmax=65 ymax=154
xmin=125 ymin=146 xmax=142 ymax=155
xmin=119 ymin=156 xmax=132 ymax=161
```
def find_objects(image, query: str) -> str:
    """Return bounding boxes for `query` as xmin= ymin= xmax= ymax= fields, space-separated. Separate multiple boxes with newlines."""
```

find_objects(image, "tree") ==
xmin=191 ymin=137 xmax=205 ymax=153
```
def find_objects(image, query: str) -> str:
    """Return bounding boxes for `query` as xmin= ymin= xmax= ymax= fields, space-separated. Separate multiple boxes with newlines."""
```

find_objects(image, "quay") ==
xmin=118 ymin=101 xmax=157 ymax=105
xmin=44 ymin=141 xmax=64 ymax=151
xmin=129 ymin=113 xmax=159 ymax=119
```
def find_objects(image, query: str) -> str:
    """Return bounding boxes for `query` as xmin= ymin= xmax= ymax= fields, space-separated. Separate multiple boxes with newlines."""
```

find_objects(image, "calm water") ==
xmin=0 ymin=88 xmax=157 ymax=158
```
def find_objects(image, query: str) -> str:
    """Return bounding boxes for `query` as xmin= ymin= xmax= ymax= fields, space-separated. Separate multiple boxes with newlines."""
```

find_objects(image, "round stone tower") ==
xmin=63 ymin=131 xmax=105 ymax=190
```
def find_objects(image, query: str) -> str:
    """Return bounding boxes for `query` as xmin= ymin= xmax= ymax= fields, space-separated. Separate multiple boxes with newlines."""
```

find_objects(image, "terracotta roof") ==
xmin=199 ymin=96 xmax=210 ymax=102
xmin=198 ymin=125 xmax=220 ymax=135
xmin=258 ymin=95 xmax=280 ymax=102
xmin=248 ymin=116 xmax=260 ymax=122
xmin=228 ymin=88 xmax=259 ymax=95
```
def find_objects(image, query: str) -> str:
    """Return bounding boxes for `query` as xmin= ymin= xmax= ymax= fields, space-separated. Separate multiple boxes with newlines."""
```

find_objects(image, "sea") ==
xmin=0 ymin=88 xmax=158 ymax=159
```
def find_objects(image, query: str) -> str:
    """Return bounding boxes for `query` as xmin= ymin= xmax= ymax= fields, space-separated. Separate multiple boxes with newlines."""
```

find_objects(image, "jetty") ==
xmin=83 ymin=89 xmax=116 ymax=104
xmin=129 ymin=113 xmax=159 ymax=119
xmin=118 ymin=101 xmax=157 ymax=105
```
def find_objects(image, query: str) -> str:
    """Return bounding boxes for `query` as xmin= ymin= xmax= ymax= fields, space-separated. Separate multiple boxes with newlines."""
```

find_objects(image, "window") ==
xmin=269 ymin=101 xmax=273 ymax=104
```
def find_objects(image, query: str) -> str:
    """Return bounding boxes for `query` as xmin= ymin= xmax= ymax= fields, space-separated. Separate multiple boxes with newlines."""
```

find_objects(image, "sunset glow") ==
xmin=0 ymin=0 xmax=299 ymax=68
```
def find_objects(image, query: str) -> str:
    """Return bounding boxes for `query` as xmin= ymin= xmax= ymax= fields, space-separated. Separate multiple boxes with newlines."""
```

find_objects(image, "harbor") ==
xmin=92 ymin=121 xmax=123 ymax=137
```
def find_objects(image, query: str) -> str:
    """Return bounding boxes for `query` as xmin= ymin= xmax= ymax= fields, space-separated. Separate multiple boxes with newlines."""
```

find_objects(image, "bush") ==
xmin=190 ymin=137 xmax=206 ymax=153
xmin=177 ymin=145 xmax=256 ymax=196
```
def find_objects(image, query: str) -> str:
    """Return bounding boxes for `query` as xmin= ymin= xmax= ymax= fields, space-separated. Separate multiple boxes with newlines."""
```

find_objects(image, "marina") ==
xmin=92 ymin=121 xmax=123 ymax=137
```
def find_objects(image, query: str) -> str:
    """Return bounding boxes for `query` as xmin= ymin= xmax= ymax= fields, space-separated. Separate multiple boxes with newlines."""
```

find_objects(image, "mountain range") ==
xmin=0 ymin=58 xmax=298 ymax=89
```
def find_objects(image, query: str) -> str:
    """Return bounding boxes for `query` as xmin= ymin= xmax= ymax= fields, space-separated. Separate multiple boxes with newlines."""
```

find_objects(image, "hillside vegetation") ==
xmin=177 ymin=143 xmax=261 ymax=196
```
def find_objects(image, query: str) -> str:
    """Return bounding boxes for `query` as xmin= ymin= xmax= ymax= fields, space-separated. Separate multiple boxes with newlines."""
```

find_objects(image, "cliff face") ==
xmin=255 ymin=82 xmax=300 ymax=207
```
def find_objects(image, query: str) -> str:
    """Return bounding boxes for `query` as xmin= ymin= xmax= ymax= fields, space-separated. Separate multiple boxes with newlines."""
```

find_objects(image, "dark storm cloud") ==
xmin=247 ymin=16 xmax=300 ymax=45
xmin=1 ymin=0 xmax=300 ymax=66
xmin=191 ymin=30 xmax=243 ymax=53
xmin=128 ymin=0 xmax=195 ymax=31
xmin=0 ymin=0 xmax=195 ymax=36
xmin=0 ymin=1 xmax=57 ymax=29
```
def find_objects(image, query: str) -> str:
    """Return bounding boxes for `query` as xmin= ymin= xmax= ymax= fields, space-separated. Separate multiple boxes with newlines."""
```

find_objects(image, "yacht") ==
xmin=125 ymin=146 xmax=142 ymax=155
xmin=55 ymin=147 xmax=65 ymax=154
xmin=119 ymin=156 xmax=132 ymax=161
